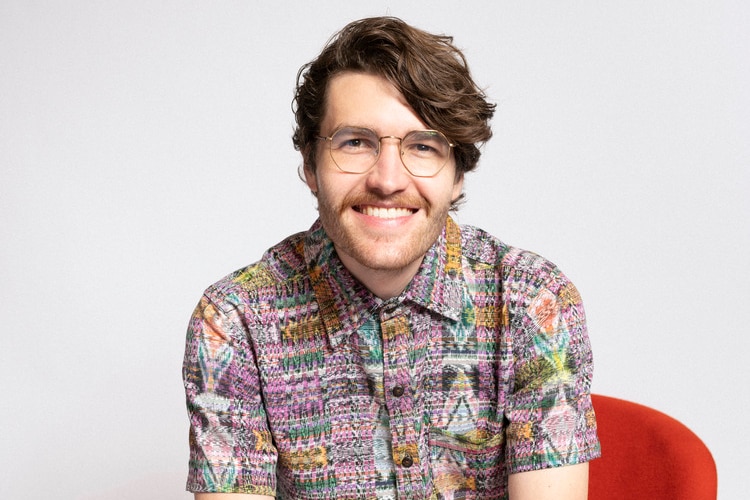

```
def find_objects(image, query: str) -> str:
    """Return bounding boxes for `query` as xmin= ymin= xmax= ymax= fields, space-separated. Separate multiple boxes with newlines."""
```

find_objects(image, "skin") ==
xmin=194 ymin=72 xmax=589 ymax=500
xmin=304 ymin=71 xmax=463 ymax=299
xmin=508 ymin=463 xmax=589 ymax=500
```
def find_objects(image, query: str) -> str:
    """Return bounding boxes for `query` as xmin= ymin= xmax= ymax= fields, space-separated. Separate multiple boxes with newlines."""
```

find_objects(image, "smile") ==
xmin=354 ymin=205 xmax=416 ymax=219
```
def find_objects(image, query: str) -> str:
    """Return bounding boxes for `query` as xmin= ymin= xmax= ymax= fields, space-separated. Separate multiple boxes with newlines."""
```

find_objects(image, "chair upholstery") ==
xmin=589 ymin=394 xmax=717 ymax=500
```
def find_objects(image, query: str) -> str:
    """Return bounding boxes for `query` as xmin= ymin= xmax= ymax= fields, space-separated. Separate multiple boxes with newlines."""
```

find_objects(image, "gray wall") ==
xmin=2 ymin=1 xmax=747 ymax=498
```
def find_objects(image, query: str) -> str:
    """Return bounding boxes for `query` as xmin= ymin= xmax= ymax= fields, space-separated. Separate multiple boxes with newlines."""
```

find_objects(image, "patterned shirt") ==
xmin=183 ymin=217 xmax=601 ymax=499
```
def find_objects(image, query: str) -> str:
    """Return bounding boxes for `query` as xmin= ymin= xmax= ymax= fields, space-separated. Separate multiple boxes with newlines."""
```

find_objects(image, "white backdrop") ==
xmin=2 ymin=1 xmax=748 ymax=498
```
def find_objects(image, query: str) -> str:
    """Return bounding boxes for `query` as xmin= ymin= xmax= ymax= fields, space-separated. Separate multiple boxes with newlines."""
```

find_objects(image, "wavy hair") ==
xmin=293 ymin=16 xmax=495 ymax=181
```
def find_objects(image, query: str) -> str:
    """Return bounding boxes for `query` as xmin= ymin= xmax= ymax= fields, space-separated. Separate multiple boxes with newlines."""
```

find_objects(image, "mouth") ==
xmin=353 ymin=205 xmax=417 ymax=219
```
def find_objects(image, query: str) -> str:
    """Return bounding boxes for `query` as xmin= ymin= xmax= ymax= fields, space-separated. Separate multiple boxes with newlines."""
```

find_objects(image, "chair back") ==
xmin=589 ymin=394 xmax=717 ymax=500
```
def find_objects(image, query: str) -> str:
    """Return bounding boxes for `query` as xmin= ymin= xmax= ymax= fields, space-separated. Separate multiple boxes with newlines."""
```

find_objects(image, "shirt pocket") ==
xmin=428 ymin=425 xmax=505 ymax=499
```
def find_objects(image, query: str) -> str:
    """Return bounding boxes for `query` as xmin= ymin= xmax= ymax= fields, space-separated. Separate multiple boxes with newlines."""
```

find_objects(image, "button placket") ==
xmin=380 ymin=312 xmax=412 ymax=421
xmin=380 ymin=308 xmax=423 ymax=496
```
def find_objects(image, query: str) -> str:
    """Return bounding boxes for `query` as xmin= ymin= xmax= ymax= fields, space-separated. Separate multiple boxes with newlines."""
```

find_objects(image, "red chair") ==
xmin=589 ymin=394 xmax=717 ymax=500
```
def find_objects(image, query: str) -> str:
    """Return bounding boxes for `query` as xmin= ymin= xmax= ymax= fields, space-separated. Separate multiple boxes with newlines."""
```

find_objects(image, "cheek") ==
xmin=315 ymin=173 xmax=356 ymax=204
xmin=420 ymin=174 xmax=463 ymax=205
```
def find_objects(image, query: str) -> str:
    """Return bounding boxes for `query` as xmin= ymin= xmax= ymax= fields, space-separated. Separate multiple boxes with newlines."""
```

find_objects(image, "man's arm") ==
xmin=195 ymin=494 xmax=274 ymax=500
xmin=508 ymin=463 xmax=589 ymax=500
xmin=184 ymin=294 xmax=278 ymax=496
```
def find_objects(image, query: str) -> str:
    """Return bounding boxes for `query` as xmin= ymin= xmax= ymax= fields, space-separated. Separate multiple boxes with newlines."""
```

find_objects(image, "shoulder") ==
xmin=459 ymin=223 xmax=579 ymax=301
xmin=202 ymin=230 xmax=309 ymax=309
xmin=459 ymin=224 xmax=562 ymax=278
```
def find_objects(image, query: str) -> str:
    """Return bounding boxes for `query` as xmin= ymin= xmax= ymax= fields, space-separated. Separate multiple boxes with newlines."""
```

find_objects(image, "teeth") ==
xmin=359 ymin=206 xmax=414 ymax=219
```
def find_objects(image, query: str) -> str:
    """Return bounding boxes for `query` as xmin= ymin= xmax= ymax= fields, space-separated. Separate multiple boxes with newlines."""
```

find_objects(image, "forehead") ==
xmin=321 ymin=71 xmax=427 ymax=133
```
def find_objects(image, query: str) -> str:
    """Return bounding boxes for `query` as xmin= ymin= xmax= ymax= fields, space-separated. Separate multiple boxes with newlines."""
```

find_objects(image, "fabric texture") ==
xmin=183 ymin=217 xmax=600 ymax=499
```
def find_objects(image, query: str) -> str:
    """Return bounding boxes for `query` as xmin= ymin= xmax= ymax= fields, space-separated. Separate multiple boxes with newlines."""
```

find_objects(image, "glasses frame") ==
xmin=317 ymin=127 xmax=455 ymax=178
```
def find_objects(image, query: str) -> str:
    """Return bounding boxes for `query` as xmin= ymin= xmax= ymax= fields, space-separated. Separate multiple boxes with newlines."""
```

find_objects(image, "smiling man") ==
xmin=183 ymin=17 xmax=600 ymax=500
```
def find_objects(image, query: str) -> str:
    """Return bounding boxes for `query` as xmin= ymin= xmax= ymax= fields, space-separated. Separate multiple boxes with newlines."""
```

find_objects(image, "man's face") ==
xmin=304 ymin=72 xmax=463 ymax=281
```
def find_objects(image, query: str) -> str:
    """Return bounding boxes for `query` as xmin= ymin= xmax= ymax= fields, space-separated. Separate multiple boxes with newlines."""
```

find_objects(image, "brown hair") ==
xmin=293 ymin=16 xmax=495 ymax=177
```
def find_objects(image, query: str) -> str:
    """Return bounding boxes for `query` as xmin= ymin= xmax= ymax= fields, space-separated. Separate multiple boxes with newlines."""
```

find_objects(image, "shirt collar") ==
xmin=401 ymin=216 xmax=464 ymax=321
xmin=304 ymin=217 xmax=464 ymax=347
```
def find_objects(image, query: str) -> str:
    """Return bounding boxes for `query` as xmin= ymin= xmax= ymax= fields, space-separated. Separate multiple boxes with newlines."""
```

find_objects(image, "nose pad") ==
xmin=376 ymin=138 xmax=404 ymax=166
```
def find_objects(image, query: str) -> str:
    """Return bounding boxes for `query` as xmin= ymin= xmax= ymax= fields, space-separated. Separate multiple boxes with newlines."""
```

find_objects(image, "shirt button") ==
xmin=401 ymin=454 xmax=414 ymax=468
xmin=392 ymin=386 xmax=404 ymax=397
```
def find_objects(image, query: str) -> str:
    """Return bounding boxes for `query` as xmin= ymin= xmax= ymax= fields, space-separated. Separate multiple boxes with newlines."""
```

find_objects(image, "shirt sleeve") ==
xmin=183 ymin=292 xmax=277 ymax=495
xmin=504 ymin=266 xmax=601 ymax=474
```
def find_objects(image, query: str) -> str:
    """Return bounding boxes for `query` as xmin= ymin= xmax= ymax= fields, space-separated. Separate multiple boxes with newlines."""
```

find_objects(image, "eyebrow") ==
xmin=328 ymin=123 xmax=377 ymax=133
xmin=327 ymin=124 xmax=436 ymax=136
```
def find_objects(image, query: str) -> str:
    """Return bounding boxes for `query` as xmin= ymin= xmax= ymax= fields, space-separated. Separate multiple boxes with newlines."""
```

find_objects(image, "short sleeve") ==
xmin=505 ymin=273 xmax=601 ymax=474
xmin=183 ymin=293 xmax=277 ymax=494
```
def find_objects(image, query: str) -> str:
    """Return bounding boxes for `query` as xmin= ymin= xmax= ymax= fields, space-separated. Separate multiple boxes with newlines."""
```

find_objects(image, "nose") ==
xmin=365 ymin=137 xmax=410 ymax=195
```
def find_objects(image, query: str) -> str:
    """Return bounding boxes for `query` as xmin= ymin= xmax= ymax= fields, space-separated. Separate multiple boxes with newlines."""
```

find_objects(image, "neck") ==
xmin=337 ymin=252 xmax=424 ymax=300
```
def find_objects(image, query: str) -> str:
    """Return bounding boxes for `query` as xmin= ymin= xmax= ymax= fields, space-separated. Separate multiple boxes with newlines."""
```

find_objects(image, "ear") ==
xmin=303 ymin=164 xmax=319 ymax=194
xmin=451 ymin=172 xmax=464 ymax=202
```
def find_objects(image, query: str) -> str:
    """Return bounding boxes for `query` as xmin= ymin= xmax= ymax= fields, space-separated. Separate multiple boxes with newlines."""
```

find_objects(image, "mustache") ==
xmin=339 ymin=192 xmax=429 ymax=210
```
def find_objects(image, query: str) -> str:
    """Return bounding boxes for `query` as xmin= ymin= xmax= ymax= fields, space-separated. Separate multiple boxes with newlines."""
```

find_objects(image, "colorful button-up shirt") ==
xmin=183 ymin=217 xmax=600 ymax=499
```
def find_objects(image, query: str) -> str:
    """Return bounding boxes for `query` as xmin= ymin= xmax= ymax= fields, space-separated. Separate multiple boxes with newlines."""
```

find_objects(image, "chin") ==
xmin=348 ymin=240 xmax=426 ymax=271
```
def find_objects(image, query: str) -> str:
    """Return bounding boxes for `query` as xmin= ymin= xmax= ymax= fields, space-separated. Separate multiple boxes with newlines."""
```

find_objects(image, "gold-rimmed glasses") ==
xmin=318 ymin=127 xmax=455 ymax=178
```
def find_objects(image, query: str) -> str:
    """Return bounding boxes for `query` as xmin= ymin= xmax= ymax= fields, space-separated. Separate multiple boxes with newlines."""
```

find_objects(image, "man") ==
xmin=183 ymin=16 xmax=600 ymax=500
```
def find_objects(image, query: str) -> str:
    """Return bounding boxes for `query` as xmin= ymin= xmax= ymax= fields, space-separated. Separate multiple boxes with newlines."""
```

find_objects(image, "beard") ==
xmin=315 ymin=189 xmax=451 ymax=273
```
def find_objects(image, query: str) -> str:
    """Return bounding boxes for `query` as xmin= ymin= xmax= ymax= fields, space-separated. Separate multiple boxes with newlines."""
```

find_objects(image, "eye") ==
xmin=331 ymin=128 xmax=378 ymax=153
xmin=413 ymin=143 xmax=437 ymax=153
xmin=403 ymin=132 xmax=446 ymax=158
